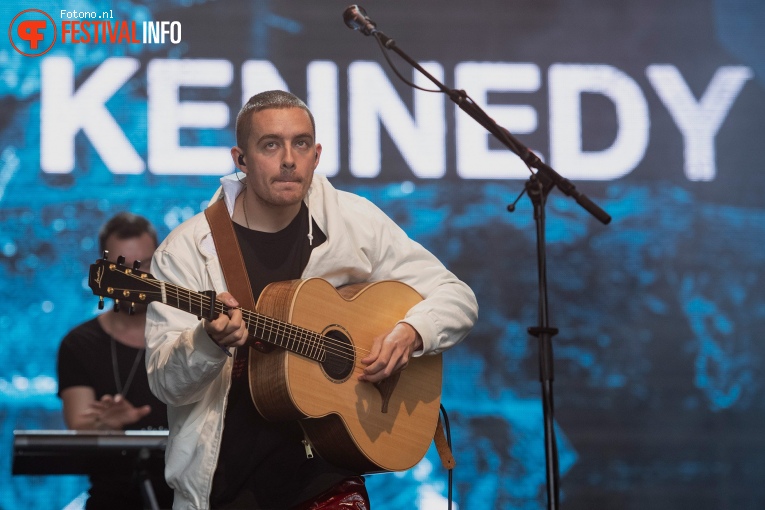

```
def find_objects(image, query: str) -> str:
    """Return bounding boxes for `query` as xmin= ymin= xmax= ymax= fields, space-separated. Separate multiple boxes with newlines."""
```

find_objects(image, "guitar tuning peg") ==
xmin=113 ymin=299 xmax=120 ymax=313
xmin=102 ymin=250 xmax=109 ymax=260
xmin=98 ymin=296 xmax=105 ymax=310
xmin=133 ymin=260 xmax=141 ymax=270
xmin=117 ymin=255 xmax=125 ymax=266
xmin=128 ymin=302 xmax=136 ymax=316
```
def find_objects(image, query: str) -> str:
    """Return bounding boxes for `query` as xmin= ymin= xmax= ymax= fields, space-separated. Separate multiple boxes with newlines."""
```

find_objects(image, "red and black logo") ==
xmin=9 ymin=9 xmax=57 ymax=57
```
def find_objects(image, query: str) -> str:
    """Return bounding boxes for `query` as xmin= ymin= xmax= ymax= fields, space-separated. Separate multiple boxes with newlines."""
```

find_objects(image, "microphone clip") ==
xmin=343 ymin=4 xmax=377 ymax=36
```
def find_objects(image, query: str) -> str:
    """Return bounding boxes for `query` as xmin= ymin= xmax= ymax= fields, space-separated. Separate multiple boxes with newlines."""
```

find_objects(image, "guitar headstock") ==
xmin=88 ymin=257 xmax=160 ymax=313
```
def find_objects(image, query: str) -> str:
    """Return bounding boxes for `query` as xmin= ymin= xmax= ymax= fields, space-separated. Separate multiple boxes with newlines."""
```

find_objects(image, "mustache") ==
xmin=275 ymin=170 xmax=304 ymax=182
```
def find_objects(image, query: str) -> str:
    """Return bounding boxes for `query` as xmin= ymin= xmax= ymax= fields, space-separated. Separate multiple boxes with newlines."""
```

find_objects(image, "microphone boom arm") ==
xmin=363 ymin=22 xmax=611 ymax=224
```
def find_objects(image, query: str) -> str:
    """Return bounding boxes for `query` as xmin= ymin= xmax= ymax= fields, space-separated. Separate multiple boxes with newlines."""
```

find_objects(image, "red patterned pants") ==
xmin=291 ymin=476 xmax=370 ymax=510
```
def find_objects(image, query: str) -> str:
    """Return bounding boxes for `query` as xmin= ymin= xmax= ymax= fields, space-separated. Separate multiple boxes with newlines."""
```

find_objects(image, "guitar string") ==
xmin=113 ymin=271 xmax=364 ymax=360
xmin=151 ymin=285 xmax=364 ymax=364
xmin=110 ymin=270 xmax=375 ymax=364
xmin=180 ymin=290 xmax=366 ymax=362
xmin=181 ymin=281 xmax=371 ymax=360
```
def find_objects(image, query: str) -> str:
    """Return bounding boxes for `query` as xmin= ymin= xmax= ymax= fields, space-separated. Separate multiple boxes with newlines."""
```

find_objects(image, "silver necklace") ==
xmin=242 ymin=193 xmax=251 ymax=229
xmin=110 ymin=337 xmax=144 ymax=397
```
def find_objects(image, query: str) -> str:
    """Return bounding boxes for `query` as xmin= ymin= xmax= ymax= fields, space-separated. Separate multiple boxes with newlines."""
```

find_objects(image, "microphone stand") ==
xmin=364 ymin=25 xmax=611 ymax=510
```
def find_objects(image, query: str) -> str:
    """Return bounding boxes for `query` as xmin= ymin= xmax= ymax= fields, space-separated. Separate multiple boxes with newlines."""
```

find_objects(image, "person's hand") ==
xmin=84 ymin=394 xmax=151 ymax=430
xmin=202 ymin=292 xmax=249 ymax=350
xmin=359 ymin=323 xmax=423 ymax=383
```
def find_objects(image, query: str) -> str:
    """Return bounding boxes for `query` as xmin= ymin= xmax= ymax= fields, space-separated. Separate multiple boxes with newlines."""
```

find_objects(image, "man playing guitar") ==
xmin=144 ymin=90 xmax=478 ymax=509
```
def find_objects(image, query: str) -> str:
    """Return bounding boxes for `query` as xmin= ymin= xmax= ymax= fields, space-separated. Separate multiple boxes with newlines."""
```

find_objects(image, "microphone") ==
xmin=343 ymin=5 xmax=377 ymax=36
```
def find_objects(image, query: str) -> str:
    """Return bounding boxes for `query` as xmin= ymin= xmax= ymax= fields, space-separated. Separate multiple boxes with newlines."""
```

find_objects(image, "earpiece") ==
xmin=238 ymin=155 xmax=245 ymax=165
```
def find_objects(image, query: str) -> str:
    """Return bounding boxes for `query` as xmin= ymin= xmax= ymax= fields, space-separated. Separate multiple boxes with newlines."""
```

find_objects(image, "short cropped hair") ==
xmin=98 ymin=212 xmax=158 ymax=254
xmin=235 ymin=90 xmax=316 ymax=150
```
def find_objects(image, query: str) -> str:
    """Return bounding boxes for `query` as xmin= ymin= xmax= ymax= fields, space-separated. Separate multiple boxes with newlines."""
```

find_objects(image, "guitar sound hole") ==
xmin=321 ymin=329 xmax=355 ymax=382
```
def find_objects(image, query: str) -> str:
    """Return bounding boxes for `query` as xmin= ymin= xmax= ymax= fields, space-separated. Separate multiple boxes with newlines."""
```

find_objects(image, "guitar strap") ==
xmin=204 ymin=197 xmax=456 ymax=470
xmin=434 ymin=415 xmax=456 ymax=470
xmin=204 ymin=198 xmax=270 ymax=351
xmin=204 ymin=197 xmax=255 ymax=309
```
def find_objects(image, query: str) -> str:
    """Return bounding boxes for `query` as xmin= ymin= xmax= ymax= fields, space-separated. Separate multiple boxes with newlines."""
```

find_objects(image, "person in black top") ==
xmin=57 ymin=212 xmax=174 ymax=509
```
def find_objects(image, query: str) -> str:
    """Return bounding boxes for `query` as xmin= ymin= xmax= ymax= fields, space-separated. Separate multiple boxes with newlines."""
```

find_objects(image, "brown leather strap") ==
xmin=204 ymin=199 xmax=273 ymax=353
xmin=433 ymin=414 xmax=456 ymax=470
xmin=204 ymin=199 xmax=256 ymax=311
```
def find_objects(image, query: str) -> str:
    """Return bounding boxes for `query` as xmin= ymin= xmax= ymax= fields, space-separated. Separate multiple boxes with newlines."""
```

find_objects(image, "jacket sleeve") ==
xmin=144 ymin=237 xmax=230 ymax=407
xmin=351 ymin=198 xmax=478 ymax=356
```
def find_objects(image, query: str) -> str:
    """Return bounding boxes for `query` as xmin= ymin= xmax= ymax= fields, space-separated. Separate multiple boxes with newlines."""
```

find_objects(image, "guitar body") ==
xmin=249 ymin=278 xmax=442 ymax=473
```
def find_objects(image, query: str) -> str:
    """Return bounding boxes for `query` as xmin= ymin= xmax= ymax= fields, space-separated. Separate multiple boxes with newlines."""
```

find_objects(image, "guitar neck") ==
xmin=88 ymin=259 xmax=326 ymax=362
xmin=158 ymin=281 xmax=326 ymax=362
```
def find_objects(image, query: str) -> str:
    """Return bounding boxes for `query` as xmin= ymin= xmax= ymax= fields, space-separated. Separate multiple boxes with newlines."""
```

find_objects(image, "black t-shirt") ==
xmin=57 ymin=317 xmax=174 ymax=509
xmin=209 ymin=203 xmax=357 ymax=509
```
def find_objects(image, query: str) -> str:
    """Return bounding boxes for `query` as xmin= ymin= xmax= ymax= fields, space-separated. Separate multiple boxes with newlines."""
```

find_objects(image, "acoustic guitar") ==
xmin=87 ymin=257 xmax=442 ymax=473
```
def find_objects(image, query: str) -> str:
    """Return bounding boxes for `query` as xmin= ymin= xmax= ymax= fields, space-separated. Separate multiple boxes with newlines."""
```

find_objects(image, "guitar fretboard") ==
xmin=158 ymin=280 xmax=327 ymax=362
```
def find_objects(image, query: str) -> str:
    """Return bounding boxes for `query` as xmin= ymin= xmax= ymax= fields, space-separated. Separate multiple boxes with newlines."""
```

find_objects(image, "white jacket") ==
xmin=145 ymin=174 xmax=478 ymax=509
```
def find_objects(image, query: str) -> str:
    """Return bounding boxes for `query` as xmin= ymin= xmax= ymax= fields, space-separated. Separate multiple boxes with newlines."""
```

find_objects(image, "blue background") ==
xmin=2 ymin=0 xmax=765 ymax=508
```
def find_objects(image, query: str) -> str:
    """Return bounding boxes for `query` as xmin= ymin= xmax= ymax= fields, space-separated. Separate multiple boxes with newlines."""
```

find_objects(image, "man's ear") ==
xmin=231 ymin=147 xmax=246 ymax=172
xmin=312 ymin=143 xmax=323 ymax=169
